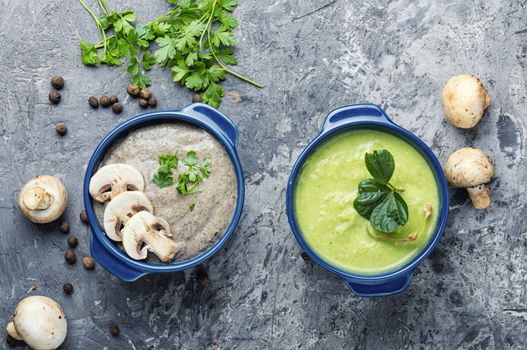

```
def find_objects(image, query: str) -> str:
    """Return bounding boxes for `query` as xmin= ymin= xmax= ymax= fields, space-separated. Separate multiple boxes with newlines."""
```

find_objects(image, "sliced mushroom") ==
xmin=6 ymin=295 xmax=67 ymax=350
xmin=103 ymin=191 xmax=153 ymax=242
xmin=89 ymin=164 xmax=145 ymax=203
xmin=122 ymin=211 xmax=179 ymax=262
xmin=18 ymin=176 xmax=68 ymax=223
xmin=444 ymin=148 xmax=494 ymax=209
xmin=442 ymin=74 xmax=491 ymax=129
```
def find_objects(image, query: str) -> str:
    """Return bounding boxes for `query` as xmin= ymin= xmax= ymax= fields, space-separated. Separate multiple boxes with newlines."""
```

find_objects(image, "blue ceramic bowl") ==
xmin=83 ymin=103 xmax=245 ymax=282
xmin=286 ymin=104 xmax=449 ymax=297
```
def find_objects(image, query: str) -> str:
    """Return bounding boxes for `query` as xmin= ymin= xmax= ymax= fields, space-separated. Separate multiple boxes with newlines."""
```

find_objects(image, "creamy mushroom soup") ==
xmin=94 ymin=122 xmax=237 ymax=262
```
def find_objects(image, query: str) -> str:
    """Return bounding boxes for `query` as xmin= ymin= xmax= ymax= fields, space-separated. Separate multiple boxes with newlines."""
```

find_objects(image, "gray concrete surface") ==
xmin=1 ymin=0 xmax=526 ymax=349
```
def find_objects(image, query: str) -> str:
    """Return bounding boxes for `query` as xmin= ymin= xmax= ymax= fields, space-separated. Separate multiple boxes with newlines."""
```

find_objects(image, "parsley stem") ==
xmin=207 ymin=21 xmax=263 ymax=88
xmin=79 ymin=0 xmax=107 ymax=52
xmin=98 ymin=0 xmax=108 ymax=14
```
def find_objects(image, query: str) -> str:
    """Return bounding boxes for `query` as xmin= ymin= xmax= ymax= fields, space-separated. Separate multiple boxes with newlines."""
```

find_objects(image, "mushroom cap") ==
xmin=122 ymin=211 xmax=178 ymax=262
xmin=444 ymin=148 xmax=494 ymax=188
xmin=89 ymin=164 xmax=145 ymax=203
xmin=11 ymin=296 xmax=67 ymax=350
xmin=442 ymin=74 xmax=491 ymax=129
xmin=103 ymin=191 xmax=153 ymax=242
xmin=18 ymin=176 xmax=68 ymax=223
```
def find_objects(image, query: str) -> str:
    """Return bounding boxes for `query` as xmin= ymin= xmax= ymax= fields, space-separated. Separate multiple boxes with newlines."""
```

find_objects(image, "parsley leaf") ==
xmin=176 ymin=151 xmax=212 ymax=195
xmin=152 ymin=154 xmax=179 ymax=188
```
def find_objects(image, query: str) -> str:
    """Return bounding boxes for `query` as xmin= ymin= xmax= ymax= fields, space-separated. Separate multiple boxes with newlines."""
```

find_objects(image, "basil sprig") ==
xmin=353 ymin=150 xmax=409 ymax=233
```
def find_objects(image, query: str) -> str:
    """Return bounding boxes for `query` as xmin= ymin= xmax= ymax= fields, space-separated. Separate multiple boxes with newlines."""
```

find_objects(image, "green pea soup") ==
xmin=294 ymin=129 xmax=440 ymax=275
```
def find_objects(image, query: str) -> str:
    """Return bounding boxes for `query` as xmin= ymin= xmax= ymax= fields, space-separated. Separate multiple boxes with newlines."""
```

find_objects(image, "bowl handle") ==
xmin=180 ymin=103 xmax=239 ymax=146
xmin=344 ymin=272 xmax=413 ymax=297
xmin=323 ymin=104 xmax=395 ymax=132
xmin=90 ymin=233 xmax=147 ymax=282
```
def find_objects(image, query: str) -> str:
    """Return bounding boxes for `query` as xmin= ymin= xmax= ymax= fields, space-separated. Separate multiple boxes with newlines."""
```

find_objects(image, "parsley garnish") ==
xmin=78 ymin=0 xmax=263 ymax=107
xmin=176 ymin=151 xmax=211 ymax=195
xmin=353 ymin=150 xmax=409 ymax=233
xmin=152 ymin=154 xmax=178 ymax=188
xmin=189 ymin=203 xmax=195 ymax=212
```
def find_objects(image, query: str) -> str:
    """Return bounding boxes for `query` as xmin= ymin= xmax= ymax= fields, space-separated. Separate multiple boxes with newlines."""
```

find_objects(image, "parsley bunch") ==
xmin=78 ymin=0 xmax=262 ymax=107
xmin=152 ymin=151 xmax=211 ymax=195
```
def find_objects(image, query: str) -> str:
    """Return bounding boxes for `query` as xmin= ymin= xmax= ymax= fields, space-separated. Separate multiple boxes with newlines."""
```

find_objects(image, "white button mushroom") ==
xmin=103 ymin=191 xmax=154 ymax=241
xmin=89 ymin=163 xmax=145 ymax=203
xmin=444 ymin=148 xmax=494 ymax=209
xmin=442 ymin=74 xmax=491 ymax=128
xmin=6 ymin=296 xmax=67 ymax=350
xmin=18 ymin=176 xmax=68 ymax=223
xmin=122 ymin=211 xmax=180 ymax=262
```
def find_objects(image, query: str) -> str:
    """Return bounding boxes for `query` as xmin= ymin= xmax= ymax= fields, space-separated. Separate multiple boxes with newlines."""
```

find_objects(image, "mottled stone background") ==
xmin=1 ymin=0 xmax=526 ymax=349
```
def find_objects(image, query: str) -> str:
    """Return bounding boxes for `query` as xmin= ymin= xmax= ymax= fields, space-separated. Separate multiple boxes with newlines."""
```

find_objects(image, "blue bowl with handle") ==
xmin=286 ymin=104 xmax=449 ymax=297
xmin=83 ymin=103 xmax=245 ymax=282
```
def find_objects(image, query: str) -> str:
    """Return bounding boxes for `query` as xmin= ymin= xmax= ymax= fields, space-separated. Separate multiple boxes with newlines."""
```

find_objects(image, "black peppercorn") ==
xmin=80 ymin=210 xmax=88 ymax=224
xmin=82 ymin=256 xmax=95 ymax=270
xmin=148 ymin=96 xmax=157 ymax=107
xmin=59 ymin=221 xmax=70 ymax=234
xmin=50 ymin=75 xmax=65 ymax=90
xmin=127 ymin=83 xmax=140 ymax=97
xmin=55 ymin=123 xmax=68 ymax=136
xmin=192 ymin=93 xmax=202 ymax=103
xmin=300 ymin=251 xmax=311 ymax=262
xmin=139 ymin=98 xmax=149 ymax=108
xmin=67 ymin=236 xmax=78 ymax=248
xmin=49 ymin=90 xmax=61 ymax=104
xmin=112 ymin=102 xmax=123 ymax=114
xmin=109 ymin=95 xmax=118 ymax=104
xmin=64 ymin=250 xmax=76 ymax=264
xmin=196 ymin=269 xmax=209 ymax=287
xmin=88 ymin=96 xmax=99 ymax=108
xmin=99 ymin=95 xmax=111 ymax=107
xmin=109 ymin=324 xmax=120 ymax=336
xmin=139 ymin=89 xmax=152 ymax=100
xmin=63 ymin=283 xmax=73 ymax=295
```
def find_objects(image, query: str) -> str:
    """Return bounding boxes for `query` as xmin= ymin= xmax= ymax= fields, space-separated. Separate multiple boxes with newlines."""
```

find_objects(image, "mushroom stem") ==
xmin=23 ymin=186 xmax=52 ymax=210
xmin=6 ymin=322 xmax=22 ymax=340
xmin=467 ymin=185 xmax=491 ymax=209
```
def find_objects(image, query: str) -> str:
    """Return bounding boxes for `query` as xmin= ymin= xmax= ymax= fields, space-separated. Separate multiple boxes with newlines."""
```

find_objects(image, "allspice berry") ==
xmin=59 ymin=221 xmax=70 ymax=234
xmin=139 ymin=89 xmax=152 ymax=100
xmin=49 ymin=90 xmax=61 ymax=104
xmin=55 ymin=123 xmax=68 ymax=136
xmin=109 ymin=324 xmax=120 ymax=337
xmin=51 ymin=75 xmax=65 ymax=90
xmin=192 ymin=93 xmax=202 ymax=103
xmin=82 ymin=256 xmax=95 ymax=270
xmin=112 ymin=102 xmax=123 ymax=114
xmin=64 ymin=250 xmax=76 ymax=264
xmin=63 ymin=283 xmax=73 ymax=295
xmin=88 ymin=96 xmax=99 ymax=108
xmin=127 ymin=83 xmax=140 ymax=97
xmin=67 ymin=236 xmax=78 ymax=248
xmin=109 ymin=95 xmax=119 ymax=104
xmin=99 ymin=95 xmax=111 ymax=107
xmin=139 ymin=98 xmax=149 ymax=108
xmin=196 ymin=269 xmax=209 ymax=287
xmin=80 ymin=210 xmax=88 ymax=224
xmin=148 ymin=96 xmax=157 ymax=107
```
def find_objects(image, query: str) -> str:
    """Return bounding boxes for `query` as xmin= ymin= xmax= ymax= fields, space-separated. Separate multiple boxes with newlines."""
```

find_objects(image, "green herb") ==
xmin=189 ymin=203 xmax=195 ymax=211
xmin=152 ymin=154 xmax=179 ymax=188
xmin=353 ymin=149 xmax=409 ymax=233
xmin=176 ymin=151 xmax=211 ymax=195
xmin=78 ymin=0 xmax=263 ymax=108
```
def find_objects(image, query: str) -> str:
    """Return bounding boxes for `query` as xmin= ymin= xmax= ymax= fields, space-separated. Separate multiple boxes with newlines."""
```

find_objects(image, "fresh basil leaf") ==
xmin=370 ymin=192 xmax=409 ymax=233
xmin=365 ymin=149 xmax=395 ymax=184
xmin=353 ymin=179 xmax=390 ymax=219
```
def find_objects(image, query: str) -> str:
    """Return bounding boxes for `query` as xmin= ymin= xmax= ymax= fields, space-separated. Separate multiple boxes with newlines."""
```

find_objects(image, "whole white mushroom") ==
xmin=18 ymin=176 xmax=68 ymax=223
xmin=442 ymin=74 xmax=491 ymax=129
xmin=6 ymin=296 xmax=67 ymax=349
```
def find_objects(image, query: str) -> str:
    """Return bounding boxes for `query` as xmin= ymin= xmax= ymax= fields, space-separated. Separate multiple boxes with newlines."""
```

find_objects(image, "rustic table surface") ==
xmin=1 ymin=0 xmax=526 ymax=349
